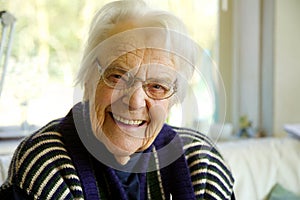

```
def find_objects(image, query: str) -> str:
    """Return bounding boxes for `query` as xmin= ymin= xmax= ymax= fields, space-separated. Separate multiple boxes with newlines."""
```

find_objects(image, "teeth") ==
xmin=112 ymin=114 xmax=143 ymax=125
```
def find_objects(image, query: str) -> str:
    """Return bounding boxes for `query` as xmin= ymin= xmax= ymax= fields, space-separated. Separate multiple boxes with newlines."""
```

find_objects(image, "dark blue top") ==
xmin=115 ymin=170 xmax=140 ymax=200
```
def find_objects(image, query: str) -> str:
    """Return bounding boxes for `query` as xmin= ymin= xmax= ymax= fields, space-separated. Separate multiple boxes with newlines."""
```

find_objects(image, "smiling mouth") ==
xmin=110 ymin=113 xmax=146 ymax=126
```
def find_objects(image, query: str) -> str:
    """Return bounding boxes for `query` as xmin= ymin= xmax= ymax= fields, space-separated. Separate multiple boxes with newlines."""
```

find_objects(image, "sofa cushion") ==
xmin=217 ymin=137 xmax=300 ymax=200
xmin=267 ymin=183 xmax=300 ymax=200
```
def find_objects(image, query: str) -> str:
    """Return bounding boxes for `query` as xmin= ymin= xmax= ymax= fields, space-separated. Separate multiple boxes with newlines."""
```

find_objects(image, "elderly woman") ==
xmin=0 ymin=0 xmax=234 ymax=199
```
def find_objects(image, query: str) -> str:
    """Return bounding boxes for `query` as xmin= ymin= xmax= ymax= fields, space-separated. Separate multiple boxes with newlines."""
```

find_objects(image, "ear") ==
xmin=168 ymin=94 xmax=180 ymax=111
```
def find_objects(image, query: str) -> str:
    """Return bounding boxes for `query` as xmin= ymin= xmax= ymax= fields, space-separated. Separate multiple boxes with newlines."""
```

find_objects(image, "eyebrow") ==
xmin=104 ymin=59 xmax=177 ymax=79
xmin=146 ymin=71 xmax=177 ymax=84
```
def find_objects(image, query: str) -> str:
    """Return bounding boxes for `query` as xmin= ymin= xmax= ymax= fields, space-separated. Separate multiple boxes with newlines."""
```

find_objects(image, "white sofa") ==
xmin=1 ymin=137 xmax=300 ymax=200
xmin=217 ymin=137 xmax=300 ymax=200
xmin=0 ymin=139 xmax=20 ymax=185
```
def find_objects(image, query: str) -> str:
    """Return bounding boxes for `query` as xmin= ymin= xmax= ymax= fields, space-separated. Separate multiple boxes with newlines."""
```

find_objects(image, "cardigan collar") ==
xmin=58 ymin=102 xmax=196 ymax=200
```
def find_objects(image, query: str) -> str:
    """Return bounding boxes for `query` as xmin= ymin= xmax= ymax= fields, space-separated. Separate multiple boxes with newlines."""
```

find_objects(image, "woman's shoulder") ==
xmin=8 ymin=119 xmax=68 ymax=179
xmin=169 ymin=126 xmax=219 ymax=156
xmin=168 ymin=125 xmax=231 ymax=170
xmin=170 ymin=125 xmax=235 ymax=199
xmin=1 ymin=120 xmax=83 ymax=199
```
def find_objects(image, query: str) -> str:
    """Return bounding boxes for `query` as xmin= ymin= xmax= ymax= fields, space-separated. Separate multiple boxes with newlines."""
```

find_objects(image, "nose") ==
xmin=122 ymin=85 xmax=147 ymax=110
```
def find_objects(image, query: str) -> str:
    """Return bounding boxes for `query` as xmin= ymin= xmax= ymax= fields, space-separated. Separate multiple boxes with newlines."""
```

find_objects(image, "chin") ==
xmin=98 ymin=130 xmax=141 ymax=155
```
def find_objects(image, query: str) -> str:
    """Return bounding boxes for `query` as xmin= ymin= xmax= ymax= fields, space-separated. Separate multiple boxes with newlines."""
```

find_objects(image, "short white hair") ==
xmin=76 ymin=0 xmax=200 ymax=100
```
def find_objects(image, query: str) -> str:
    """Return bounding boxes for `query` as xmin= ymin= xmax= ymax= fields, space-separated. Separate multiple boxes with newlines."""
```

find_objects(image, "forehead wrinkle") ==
xmin=147 ymin=49 xmax=175 ymax=67
xmin=137 ymin=49 xmax=176 ymax=79
xmin=109 ymin=49 xmax=143 ymax=70
xmin=127 ymin=49 xmax=145 ymax=67
xmin=109 ymin=49 xmax=176 ymax=77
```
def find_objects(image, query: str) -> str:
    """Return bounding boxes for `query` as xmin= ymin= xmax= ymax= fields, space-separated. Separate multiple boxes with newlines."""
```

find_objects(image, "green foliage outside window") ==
xmin=0 ymin=0 xmax=218 ymax=129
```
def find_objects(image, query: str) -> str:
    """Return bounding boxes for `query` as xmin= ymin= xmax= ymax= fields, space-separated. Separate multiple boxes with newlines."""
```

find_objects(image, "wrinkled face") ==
xmin=89 ymin=49 xmax=178 ymax=164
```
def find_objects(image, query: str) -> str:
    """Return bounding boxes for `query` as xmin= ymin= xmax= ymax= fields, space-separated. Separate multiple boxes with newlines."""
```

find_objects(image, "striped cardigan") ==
xmin=0 ymin=103 xmax=234 ymax=199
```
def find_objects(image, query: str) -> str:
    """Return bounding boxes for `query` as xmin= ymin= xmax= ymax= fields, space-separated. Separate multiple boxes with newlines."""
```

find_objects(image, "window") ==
xmin=0 ymin=0 xmax=219 ymax=135
xmin=146 ymin=0 xmax=219 ymax=133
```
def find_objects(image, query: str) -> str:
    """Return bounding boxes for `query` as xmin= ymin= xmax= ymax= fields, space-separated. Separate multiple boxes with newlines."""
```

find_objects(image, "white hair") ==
xmin=76 ymin=0 xmax=200 ymax=100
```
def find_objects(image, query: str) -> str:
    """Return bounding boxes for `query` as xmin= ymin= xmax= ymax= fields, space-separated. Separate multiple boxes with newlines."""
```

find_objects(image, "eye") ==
xmin=151 ymin=84 xmax=165 ymax=90
xmin=108 ymin=73 xmax=122 ymax=82
xmin=104 ymin=67 xmax=131 ymax=87
xmin=146 ymin=82 xmax=171 ymax=96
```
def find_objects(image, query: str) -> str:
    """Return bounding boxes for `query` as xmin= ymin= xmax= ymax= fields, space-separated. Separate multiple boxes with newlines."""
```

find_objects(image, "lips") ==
xmin=111 ymin=113 xmax=146 ymax=126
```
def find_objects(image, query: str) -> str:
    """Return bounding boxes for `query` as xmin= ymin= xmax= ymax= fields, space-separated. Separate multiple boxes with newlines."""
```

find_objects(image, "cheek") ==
xmin=95 ymin=84 xmax=111 ymax=109
xmin=138 ymin=102 xmax=170 ymax=151
xmin=90 ymin=83 xmax=112 ymax=133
